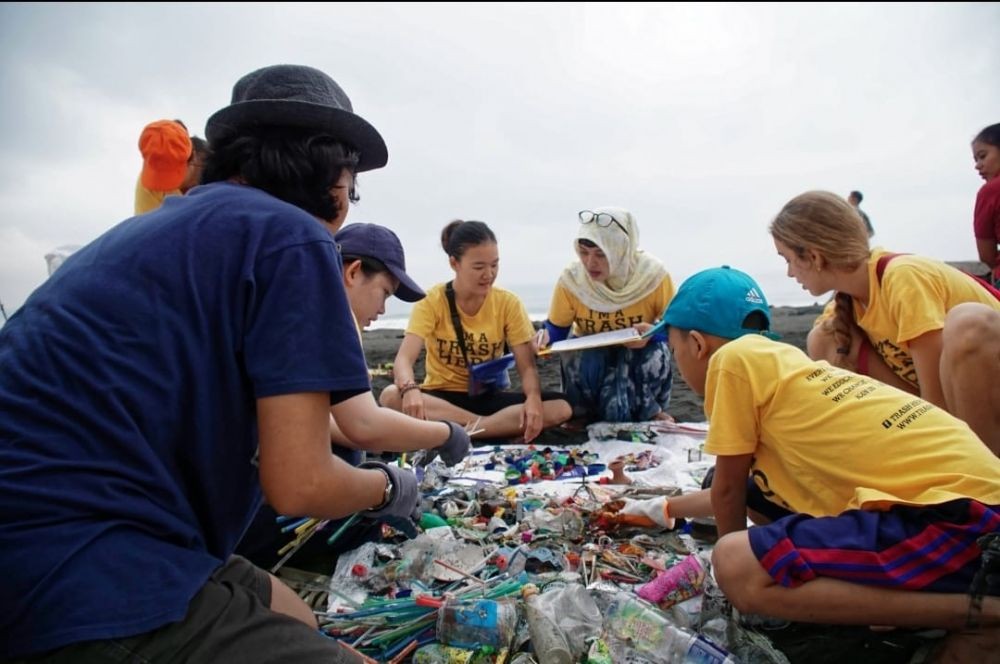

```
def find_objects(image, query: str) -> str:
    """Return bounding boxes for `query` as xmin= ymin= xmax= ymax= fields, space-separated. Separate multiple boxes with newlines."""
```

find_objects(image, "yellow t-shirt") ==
xmin=703 ymin=335 xmax=1000 ymax=517
xmin=856 ymin=251 xmax=1000 ymax=388
xmin=134 ymin=178 xmax=181 ymax=215
xmin=407 ymin=283 xmax=535 ymax=392
xmin=546 ymin=277 xmax=674 ymax=337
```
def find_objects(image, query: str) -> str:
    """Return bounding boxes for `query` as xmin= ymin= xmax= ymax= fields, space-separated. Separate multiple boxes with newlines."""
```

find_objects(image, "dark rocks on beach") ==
xmin=362 ymin=304 xmax=823 ymax=423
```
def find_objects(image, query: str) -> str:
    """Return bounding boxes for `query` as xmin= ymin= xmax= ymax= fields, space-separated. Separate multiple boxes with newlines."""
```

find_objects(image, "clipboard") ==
xmin=470 ymin=353 xmax=516 ymax=379
xmin=538 ymin=319 xmax=667 ymax=355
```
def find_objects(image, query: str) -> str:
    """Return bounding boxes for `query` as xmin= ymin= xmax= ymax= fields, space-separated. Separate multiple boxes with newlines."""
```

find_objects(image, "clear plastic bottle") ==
xmin=522 ymin=584 xmax=573 ymax=664
xmin=603 ymin=592 xmax=737 ymax=663
xmin=436 ymin=597 xmax=519 ymax=649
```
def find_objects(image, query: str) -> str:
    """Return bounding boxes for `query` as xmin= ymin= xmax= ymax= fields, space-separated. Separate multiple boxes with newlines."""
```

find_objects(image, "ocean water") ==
xmin=370 ymin=270 xmax=823 ymax=331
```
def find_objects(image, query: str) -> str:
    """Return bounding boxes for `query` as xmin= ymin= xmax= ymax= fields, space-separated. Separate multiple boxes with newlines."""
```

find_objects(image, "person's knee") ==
xmin=943 ymin=303 xmax=1000 ymax=362
xmin=712 ymin=532 xmax=764 ymax=614
xmin=806 ymin=324 xmax=837 ymax=361
xmin=378 ymin=385 xmax=399 ymax=409
xmin=267 ymin=574 xmax=317 ymax=629
xmin=552 ymin=399 xmax=573 ymax=423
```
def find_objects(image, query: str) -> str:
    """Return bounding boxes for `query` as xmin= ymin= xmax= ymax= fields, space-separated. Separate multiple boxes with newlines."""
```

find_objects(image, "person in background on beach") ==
xmin=238 ymin=221 xmax=433 ymax=570
xmin=972 ymin=123 xmax=1000 ymax=287
xmin=380 ymin=219 xmax=572 ymax=443
xmin=0 ymin=64 xmax=471 ymax=662
xmin=651 ymin=266 xmax=1000 ymax=660
xmin=535 ymin=207 xmax=675 ymax=423
xmin=848 ymin=190 xmax=874 ymax=237
xmin=771 ymin=190 xmax=1000 ymax=455
xmin=134 ymin=118 xmax=193 ymax=214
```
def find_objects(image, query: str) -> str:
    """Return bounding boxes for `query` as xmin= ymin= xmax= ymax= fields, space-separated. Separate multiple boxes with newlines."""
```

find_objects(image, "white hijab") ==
xmin=558 ymin=206 xmax=668 ymax=313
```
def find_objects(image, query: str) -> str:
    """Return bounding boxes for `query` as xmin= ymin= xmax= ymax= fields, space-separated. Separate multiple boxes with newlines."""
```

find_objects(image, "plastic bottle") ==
xmin=635 ymin=553 xmax=706 ymax=610
xmin=603 ymin=592 xmax=737 ymax=663
xmin=521 ymin=584 xmax=573 ymax=664
xmin=436 ymin=597 xmax=518 ymax=649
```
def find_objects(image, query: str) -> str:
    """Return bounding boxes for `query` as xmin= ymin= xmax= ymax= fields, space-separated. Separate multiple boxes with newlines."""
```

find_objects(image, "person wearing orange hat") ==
xmin=133 ymin=119 xmax=193 ymax=215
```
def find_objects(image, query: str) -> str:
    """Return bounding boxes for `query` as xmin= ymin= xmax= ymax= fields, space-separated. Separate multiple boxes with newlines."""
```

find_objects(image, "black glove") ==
xmin=438 ymin=420 xmax=471 ymax=467
xmin=360 ymin=461 xmax=421 ymax=522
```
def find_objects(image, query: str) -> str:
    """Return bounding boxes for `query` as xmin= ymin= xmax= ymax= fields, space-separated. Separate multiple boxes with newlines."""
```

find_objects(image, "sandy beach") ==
xmin=361 ymin=304 xmax=824 ymax=423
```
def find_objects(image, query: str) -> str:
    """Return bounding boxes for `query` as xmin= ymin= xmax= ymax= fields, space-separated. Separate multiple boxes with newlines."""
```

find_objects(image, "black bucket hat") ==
xmin=205 ymin=64 xmax=388 ymax=172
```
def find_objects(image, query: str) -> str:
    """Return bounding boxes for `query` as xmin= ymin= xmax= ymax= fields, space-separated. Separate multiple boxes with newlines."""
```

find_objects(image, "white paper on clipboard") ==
xmin=538 ymin=318 xmax=667 ymax=355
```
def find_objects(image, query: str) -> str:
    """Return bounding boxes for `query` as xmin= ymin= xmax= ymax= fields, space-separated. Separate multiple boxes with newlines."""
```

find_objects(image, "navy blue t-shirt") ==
xmin=0 ymin=183 xmax=370 ymax=657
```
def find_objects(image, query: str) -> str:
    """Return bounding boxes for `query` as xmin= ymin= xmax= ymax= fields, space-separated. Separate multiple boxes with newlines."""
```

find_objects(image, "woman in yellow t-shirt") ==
xmin=379 ymin=220 xmax=572 ymax=443
xmin=769 ymin=190 xmax=1000 ymax=455
xmin=536 ymin=207 xmax=675 ymax=423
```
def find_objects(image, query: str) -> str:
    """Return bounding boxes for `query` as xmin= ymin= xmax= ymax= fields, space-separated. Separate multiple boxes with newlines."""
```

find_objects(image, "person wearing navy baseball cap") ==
xmin=639 ymin=265 xmax=1000 ymax=659
xmin=237 ymin=222 xmax=430 ymax=572
xmin=336 ymin=222 xmax=425 ymax=308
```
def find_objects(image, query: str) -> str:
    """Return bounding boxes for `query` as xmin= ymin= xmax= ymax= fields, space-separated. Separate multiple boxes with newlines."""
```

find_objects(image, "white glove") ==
xmin=620 ymin=496 xmax=675 ymax=529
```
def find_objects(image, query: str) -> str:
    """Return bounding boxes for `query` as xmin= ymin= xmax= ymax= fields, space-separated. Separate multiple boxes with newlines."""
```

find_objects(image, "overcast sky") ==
xmin=1 ymin=2 xmax=998 ymax=322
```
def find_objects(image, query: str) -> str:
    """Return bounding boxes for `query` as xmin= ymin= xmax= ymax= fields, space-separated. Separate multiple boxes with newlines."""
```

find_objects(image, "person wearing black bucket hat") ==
xmin=205 ymin=64 xmax=388 ymax=173
xmin=0 ymin=64 xmax=469 ymax=662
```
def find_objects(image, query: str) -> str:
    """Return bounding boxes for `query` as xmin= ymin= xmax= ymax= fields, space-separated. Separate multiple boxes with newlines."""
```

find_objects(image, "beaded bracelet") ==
xmin=399 ymin=382 xmax=421 ymax=397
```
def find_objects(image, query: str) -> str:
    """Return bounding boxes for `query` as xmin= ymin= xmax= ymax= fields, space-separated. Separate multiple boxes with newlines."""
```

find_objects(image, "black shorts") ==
xmin=423 ymin=389 xmax=568 ymax=415
xmin=18 ymin=556 xmax=360 ymax=664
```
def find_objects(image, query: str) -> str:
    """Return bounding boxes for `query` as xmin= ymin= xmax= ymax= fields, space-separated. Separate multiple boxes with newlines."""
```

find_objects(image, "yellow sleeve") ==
xmin=406 ymin=292 xmax=440 ymax=340
xmin=134 ymin=180 xmax=167 ymax=215
xmin=703 ymin=354 xmax=760 ymax=457
xmin=547 ymin=283 xmax=577 ymax=327
xmin=504 ymin=291 xmax=535 ymax=347
xmin=881 ymin=265 xmax=948 ymax=343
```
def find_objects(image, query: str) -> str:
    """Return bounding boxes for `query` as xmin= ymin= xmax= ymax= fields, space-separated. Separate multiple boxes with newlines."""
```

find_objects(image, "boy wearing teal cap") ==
xmin=661 ymin=266 xmax=1000 ymax=656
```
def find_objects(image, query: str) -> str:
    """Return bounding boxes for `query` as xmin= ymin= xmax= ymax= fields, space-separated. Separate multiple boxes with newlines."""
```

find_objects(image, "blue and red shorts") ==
xmin=748 ymin=499 xmax=1000 ymax=593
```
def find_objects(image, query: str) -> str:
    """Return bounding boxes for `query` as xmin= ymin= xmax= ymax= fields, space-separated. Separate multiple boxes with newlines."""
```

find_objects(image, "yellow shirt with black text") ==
xmin=854 ymin=251 xmax=1000 ymax=388
xmin=703 ymin=335 xmax=1000 ymax=517
xmin=546 ymin=278 xmax=673 ymax=337
xmin=407 ymin=283 xmax=535 ymax=392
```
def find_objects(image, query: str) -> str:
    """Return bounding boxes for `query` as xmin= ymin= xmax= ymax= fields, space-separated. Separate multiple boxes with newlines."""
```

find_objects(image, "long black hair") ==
xmin=202 ymin=126 xmax=360 ymax=221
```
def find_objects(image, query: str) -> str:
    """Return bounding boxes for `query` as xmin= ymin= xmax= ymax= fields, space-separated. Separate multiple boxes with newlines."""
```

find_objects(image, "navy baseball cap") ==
xmin=335 ymin=223 xmax=425 ymax=302
xmin=663 ymin=266 xmax=778 ymax=339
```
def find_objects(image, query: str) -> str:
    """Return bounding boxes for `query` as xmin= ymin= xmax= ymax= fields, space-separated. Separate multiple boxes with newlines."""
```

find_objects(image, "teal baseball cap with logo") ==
xmin=663 ymin=265 xmax=778 ymax=339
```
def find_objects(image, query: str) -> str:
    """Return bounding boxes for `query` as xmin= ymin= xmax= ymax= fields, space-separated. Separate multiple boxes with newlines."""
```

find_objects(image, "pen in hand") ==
xmin=533 ymin=328 xmax=547 ymax=352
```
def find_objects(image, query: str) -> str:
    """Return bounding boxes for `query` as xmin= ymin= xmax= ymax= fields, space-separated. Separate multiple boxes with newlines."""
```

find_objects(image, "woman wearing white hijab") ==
xmin=537 ymin=207 xmax=675 ymax=422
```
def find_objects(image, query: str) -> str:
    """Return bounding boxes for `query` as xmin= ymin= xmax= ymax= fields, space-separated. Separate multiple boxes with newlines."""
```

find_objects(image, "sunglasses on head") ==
xmin=578 ymin=210 xmax=628 ymax=236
